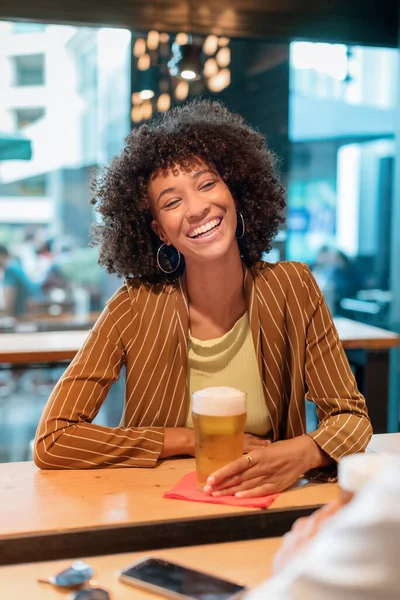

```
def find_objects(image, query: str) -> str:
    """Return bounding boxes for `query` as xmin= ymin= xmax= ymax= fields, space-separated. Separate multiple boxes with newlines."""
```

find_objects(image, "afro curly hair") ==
xmin=91 ymin=98 xmax=286 ymax=285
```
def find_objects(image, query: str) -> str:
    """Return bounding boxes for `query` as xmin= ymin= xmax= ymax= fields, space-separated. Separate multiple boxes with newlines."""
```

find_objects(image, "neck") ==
xmin=185 ymin=244 xmax=246 ymax=333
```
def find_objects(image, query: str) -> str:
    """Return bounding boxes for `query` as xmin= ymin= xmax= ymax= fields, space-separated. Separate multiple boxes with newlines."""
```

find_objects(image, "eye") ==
xmin=200 ymin=180 xmax=217 ymax=191
xmin=163 ymin=199 xmax=180 ymax=209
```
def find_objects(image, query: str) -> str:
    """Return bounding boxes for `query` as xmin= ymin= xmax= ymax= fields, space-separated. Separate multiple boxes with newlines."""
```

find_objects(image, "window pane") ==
xmin=288 ymin=42 xmax=398 ymax=325
xmin=12 ymin=22 xmax=46 ymax=34
xmin=0 ymin=21 xmax=131 ymax=462
xmin=0 ymin=21 xmax=131 ymax=324
xmin=14 ymin=107 xmax=46 ymax=128
xmin=13 ymin=54 xmax=45 ymax=86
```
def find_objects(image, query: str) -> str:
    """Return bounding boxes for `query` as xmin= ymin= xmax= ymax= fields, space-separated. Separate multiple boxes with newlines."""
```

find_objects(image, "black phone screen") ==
xmin=121 ymin=558 xmax=246 ymax=600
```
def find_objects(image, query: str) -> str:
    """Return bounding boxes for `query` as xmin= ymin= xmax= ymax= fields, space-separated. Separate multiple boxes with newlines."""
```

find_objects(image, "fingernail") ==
xmin=212 ymin=491 xmax=222 ymax=497
xmin=207 ymin=476 xmax=215 ymax=484
xmin=203 ymin=485 xmax=212 ymax=493
xmin=235 ymin=492 xmax=244 ymax=498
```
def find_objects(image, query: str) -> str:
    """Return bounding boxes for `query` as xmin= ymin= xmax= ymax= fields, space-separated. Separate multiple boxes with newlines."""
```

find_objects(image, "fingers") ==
xmin=205 ymin=454 xmax=255 ymax=490
xmin=211 ymin=476 xmax=265 ymax=496
xmin=210 ymin=477 xmax=277 ymax=497
xmin=207 ymin=444 xmax=273 ymax=490
xmin=205 ymin=450 xmax=275 ymax=494
xmin=235 ymin=483 xmax=278 ymax=498
xmin=243 ymin=435 xmax=271 ymax=452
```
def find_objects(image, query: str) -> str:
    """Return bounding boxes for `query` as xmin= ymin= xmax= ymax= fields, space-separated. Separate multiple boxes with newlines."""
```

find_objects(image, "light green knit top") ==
xmin=186 ymin=312 xmax=271 ymax=435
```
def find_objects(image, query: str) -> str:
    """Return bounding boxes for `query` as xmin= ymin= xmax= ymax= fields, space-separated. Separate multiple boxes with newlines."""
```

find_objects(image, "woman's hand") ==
xmin=204 ymin=435 xmax=329 ymax=497
xmin=243 ymin=434 xmax=271 ymax=453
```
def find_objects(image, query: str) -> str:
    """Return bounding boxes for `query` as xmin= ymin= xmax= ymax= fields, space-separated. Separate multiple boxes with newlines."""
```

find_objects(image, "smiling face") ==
xmin=148 ymin=160 xmax=239 ymax=267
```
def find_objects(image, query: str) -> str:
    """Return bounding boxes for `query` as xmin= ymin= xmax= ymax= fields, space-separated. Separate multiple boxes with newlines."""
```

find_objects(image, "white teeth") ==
xmin=189 ymin=218 xmax=221 ymax=238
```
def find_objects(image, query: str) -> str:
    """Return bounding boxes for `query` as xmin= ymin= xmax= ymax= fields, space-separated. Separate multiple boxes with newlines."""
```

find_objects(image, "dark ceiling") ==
xmin=0 ymin=0 xmax=398 ymax=46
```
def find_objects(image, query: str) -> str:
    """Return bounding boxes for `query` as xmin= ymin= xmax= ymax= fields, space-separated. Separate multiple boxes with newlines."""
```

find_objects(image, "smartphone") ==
xmin=118 ymin=556 xmax=247 ymax=600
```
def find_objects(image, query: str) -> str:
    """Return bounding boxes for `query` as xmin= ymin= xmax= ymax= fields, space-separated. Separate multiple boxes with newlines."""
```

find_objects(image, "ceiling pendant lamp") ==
xmin=168 ymin=42 xmax=203 ymax=81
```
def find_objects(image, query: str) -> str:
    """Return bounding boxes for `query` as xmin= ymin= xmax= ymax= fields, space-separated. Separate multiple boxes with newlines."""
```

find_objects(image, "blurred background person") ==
xmin=312 ymin=246 xmax=362 ymax=315
xmin=0 ymin=245 xmax=39 ymax=317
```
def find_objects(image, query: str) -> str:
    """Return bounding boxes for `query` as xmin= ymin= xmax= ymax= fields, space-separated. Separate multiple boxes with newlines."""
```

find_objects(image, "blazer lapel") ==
xmin=174 ymin=276 xmax=189 ymax=424
xmin=243 ymin=265 xmax=263 ymax=376
xmin=244 ymin=264 xmax=280 ymax=440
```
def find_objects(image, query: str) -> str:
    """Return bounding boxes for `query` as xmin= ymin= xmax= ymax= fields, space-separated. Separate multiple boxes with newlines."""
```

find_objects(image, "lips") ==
xmin=187 ymin=217 xmax=222 ymax=239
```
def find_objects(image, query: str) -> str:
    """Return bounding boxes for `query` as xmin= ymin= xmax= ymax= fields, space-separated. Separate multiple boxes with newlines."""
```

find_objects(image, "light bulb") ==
xmin=131 ymin=92 xmax=142 ymax=105
xmin=216 ymin=47 xmax=230 ymax=68
xmin=219 ymin=37 xmax=230 ymax=46
xmin=157 ymin=93 xmax=171 ymax=112
xmin=204 ymin=57 xmax=218 ymax=78
xmin=208 ymin=68 xmax=230 ymax=92
xmin=147 ymin=30 xmax=160 ymax=50
xmin=133 ymin=38 xmax=146 ymax=57
xmin=138 ymin=54 xmax=151 ymax=70
xmin=181 ymin=69 xmax=197 ymax=80
xmin=141 ymin=101 xmax=153 ymax=120
xmin=139 ymin=89 xmax=155 ymax=100
xmin=131 ymin=105 xmax=143 ymax=123
xmin=175 ymin=80 xmax=189 ymax=100
xmin=203 ymin=34 xmax=219 ymax=55
xmin=175 ymin=32 xmax=189 ymax=45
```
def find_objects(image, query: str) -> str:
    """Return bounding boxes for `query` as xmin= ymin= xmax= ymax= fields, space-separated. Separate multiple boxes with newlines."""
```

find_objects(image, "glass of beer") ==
xmin=192 ymin=386 xmax=247 ymax=491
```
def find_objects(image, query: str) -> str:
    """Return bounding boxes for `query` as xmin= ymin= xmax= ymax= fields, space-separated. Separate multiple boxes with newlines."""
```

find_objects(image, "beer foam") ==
xmin=192 ymin=386 xmax=246 ymax=416
xmin=339 ymin=453 xmax=396 ymax=494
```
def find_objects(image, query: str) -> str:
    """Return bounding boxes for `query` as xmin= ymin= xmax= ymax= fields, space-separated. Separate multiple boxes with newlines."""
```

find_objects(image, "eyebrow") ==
xmin=157 ymin=187 xmax=176 ymax=204
xmin=156 ymin=169 xmax=217 ymax=204
xmin=191 ymin=168 xmax=217 ymax=180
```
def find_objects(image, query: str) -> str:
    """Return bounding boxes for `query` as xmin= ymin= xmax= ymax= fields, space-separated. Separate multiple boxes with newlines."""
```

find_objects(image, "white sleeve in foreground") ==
xmin=245 ymin=464 xmax=400 ymax=600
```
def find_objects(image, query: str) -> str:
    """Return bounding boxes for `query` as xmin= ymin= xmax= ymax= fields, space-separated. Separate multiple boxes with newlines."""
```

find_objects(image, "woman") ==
xmin=34 ymin=100 xmax=372 ymax=497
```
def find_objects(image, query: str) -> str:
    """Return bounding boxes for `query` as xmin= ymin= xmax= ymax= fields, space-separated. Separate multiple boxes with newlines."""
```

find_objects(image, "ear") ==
xmin=151 ymin=220 xmax=170 ymax=245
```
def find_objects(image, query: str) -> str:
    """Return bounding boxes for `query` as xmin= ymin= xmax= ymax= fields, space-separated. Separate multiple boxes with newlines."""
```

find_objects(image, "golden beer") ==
xmin=192 ymin=387 xmax=246 ymax=491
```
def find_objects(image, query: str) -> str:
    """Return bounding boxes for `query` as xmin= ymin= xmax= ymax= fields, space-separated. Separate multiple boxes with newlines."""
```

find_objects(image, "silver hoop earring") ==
xmin=156 ymin=243 xmax=181 ymax=274
xmin=236 ymin=211 xmax=245 ymax=240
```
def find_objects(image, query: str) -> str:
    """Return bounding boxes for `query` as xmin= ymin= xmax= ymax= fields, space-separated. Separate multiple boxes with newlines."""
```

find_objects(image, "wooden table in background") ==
xmin=0 ymin=457 xmax=337 ymax=566
xmin=0 ymin=330 xmax=87 ymax=365
xmin=1 ymin=316 xmax=397 ymax=363
xmin=1 ymin=317 xmax=398 ymax=432
xmin=335 ymin=317 xmax=399 ymax=433
xmin=334 ymin=317 xmax=399 ymax=350
xmin=0 ymin=538 xmax=281 ymax=599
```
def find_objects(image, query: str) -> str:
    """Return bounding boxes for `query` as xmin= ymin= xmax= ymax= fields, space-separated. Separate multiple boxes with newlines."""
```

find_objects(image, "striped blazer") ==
xmin=34 ymin=261 xmax=372 ymax=469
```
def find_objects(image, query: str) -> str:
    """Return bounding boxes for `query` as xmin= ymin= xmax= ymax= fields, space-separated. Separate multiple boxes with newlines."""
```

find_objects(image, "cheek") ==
xmin=159 ymin=212 xmax=182 ymax=238
xmin=220 ymin=190 xmax=237 ymax=213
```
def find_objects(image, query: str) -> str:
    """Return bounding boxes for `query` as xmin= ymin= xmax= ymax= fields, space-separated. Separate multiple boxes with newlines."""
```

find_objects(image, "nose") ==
xmin=185 ymin=192 xmax=210 ymax=222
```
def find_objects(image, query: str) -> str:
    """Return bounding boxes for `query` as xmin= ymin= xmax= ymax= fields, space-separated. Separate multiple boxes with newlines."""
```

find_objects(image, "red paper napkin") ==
xmin=164 ymin=471 xmax=280 ymax=508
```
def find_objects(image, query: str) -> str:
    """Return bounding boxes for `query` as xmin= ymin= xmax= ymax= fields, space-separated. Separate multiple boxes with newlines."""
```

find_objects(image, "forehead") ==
xmin=147 ymin=159 xmax=216 ymax=203
xmin=150 ymin=158 xmax=209 ymax=184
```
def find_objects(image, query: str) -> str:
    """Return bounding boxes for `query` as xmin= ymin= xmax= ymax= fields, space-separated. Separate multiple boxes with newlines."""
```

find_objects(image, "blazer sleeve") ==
xmin=33 ymin=303 xmax=164 ymax=469
xmin=302 ymin=265 xmax=372 ymax=462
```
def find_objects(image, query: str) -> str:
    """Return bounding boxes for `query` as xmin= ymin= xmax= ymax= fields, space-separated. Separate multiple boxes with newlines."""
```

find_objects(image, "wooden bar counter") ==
xmin=0 ymin=435 xmax=397 ymax=566
xmin=1 ymin=434 xmax=398 ymax=593
xmin=0 ymin=457 xmax=337 ymax=566
xmin=0 ymin=538 xmax=281 ymax=598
